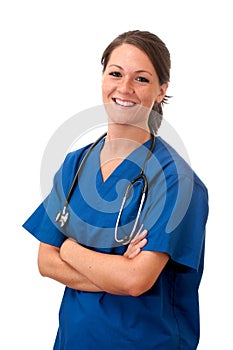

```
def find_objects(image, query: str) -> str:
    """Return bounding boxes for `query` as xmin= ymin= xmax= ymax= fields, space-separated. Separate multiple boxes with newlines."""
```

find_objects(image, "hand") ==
xmin=124 ymin=229 xmax=148 ymax=259
xmin=60 ymin=237 xmax=77 ymax=262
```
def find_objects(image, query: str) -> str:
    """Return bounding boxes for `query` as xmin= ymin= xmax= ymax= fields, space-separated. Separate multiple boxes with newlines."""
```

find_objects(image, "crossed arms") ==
xmin=38 ymin=230 xmax=169 ymax=297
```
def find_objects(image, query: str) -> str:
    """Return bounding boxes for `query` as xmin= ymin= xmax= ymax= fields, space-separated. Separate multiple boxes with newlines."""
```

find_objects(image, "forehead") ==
xmin=107 ymin=44 xmax=156 ymax=73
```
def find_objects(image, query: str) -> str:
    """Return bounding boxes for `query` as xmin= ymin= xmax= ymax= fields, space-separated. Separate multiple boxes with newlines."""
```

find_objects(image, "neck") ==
xmin=101 ymin=123 xmax=151 ymax=166
xmin=106 ymin=123 xmax=151 ymax=145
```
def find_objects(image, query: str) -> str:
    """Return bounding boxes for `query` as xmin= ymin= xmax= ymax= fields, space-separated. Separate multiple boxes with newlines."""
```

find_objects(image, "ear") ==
xmin=156 ymin=83 xmax=169 ymax=103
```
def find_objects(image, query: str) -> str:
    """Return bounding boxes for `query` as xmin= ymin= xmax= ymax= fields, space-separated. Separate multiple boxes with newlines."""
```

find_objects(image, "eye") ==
xmin=109 ymin=71 xmax=122 ymax=78
xmin=136 ymin=76 xmax=150 ymax=83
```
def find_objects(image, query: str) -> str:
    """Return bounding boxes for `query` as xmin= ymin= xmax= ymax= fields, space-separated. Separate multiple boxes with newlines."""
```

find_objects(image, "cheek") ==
xmin=140 ymin=90 xmax=156 ymax=109
xmin=143 ymin=85 xmax=162 ymax=108
xmin=102 ymin=79 xmax=113 ymax=101
xmin=101 ymin=86 xmax=107 ymax=103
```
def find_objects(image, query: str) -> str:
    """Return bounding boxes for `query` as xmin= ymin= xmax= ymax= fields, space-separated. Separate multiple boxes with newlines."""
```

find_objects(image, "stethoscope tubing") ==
xmin=55 ymin=131 xmax=155 ymax=242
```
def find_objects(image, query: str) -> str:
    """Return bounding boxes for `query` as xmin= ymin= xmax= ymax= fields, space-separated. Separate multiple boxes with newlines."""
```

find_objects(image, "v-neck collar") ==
xmin=96 ymin=137 xmax=153 ymax=188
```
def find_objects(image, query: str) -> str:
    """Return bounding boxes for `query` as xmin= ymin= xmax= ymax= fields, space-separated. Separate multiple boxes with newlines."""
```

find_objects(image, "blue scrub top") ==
xmin=23 ymin=137 xmax=209 ymax=350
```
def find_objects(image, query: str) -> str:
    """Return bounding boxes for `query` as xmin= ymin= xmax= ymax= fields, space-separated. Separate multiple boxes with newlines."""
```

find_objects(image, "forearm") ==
xmin=60 ymin=241 xmax=132 ymax=295
xmin=60 ymin=238 xmax=163 ymax=296
xmin=38 ymin=243 xmax=102 ymax=292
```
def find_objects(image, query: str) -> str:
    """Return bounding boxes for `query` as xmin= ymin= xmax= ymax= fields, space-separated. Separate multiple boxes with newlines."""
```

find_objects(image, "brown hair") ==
xmin=101 ymin=30 xmax=171 ymax=133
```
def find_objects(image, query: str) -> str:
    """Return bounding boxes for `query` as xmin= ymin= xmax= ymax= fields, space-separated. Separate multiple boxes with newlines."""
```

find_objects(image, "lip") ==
xmin=112 ymin=97 xmax=137 ymax=107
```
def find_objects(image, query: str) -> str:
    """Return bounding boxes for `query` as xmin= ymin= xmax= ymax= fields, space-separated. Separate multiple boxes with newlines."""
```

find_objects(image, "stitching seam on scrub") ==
xmin=171 ymin=271 xmax=182 ymax=349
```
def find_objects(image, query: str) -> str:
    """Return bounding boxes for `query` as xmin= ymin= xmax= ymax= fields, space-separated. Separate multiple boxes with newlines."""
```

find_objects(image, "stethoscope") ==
xmin=55 ymin=132 xmax=155 ymax=244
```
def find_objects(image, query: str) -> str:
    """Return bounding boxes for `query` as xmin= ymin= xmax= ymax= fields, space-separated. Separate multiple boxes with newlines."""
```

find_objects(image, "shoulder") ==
xmin=60 ymin=143 xmax=92 ymax=176
xmin=154 ymin=137 xmax=208 ymax=195
xmin=53 ymin=143 xmax=92 ymax=193
xmin=63 ymin=143 xmax=92 ymax=167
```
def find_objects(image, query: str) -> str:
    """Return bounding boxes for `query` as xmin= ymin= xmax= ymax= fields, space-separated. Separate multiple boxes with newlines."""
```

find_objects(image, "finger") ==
xmin=137 ymin=229 xmax=148 ymax=240
xmin=126 ymin=247 xmax=140 ymax=259
xmin=131 ymin=229 xmax=148 ymax=244
xmin=133 ymin=224 xmax=144 ymax=239
xmin=137 ymin=238 xmax=147 ymax=249
xmin=126 ymin=238 xmax=147 ymax=258
xmin=124 ymin=237 xmax=148 ymax=259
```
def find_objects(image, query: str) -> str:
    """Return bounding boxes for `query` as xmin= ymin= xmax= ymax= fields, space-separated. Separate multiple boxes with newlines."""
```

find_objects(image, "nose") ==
xmin=118 ymin=76 xmax=134 ymax=94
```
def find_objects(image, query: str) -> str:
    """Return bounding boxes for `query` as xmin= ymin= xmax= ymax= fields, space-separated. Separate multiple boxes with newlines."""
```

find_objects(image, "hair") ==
xmin=101 ymin=30 xmax=171 ymax=134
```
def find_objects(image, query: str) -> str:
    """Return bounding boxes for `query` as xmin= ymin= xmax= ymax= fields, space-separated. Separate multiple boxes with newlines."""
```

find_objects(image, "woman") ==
xmin=23 ymin=30 xmax=209 ymax=349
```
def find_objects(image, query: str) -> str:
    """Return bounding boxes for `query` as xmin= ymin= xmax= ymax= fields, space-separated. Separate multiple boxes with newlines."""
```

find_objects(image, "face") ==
xmin=102 ymin=44 xmax=168 ymax=127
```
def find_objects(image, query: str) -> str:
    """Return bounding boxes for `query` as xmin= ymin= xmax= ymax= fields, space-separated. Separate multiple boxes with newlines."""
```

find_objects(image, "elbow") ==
xmin=118 ymin=264 xmax=157 ymax=297
xmin=37 ymin=243 xmax=54 ymax=278
xmin=128 ymin=289 xmax=143 ymax=297
xmin=127 ymin=286 xmax=150 ymax=297
xmin=37 ymin=254 xmax=47 ymax=277
xmin=38 ymin=266 xmax=46 ymax=277
xmin=124 ymin=277 xmax=155 ymax=297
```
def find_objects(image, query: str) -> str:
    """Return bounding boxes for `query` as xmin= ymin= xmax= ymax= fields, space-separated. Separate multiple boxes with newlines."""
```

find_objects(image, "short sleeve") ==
xmin=22 ymin=145 xmax=92 ymax=247
xmin=22 ymin=169 xmax=67 ymax=247
xmin=142 ymin=174 xmax=209 ymax=271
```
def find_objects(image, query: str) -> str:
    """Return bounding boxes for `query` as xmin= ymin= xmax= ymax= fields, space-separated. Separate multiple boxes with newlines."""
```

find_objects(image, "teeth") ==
xmin=115 ymin=98 xmax=136 ymax=107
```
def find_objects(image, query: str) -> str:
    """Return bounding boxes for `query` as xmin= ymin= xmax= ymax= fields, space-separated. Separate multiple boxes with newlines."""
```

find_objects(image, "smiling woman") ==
xmin=101 ymin=30 xmax=171 ymax=133
xmin=22 ymin=30 xmax=208 ymax=350
xmin=102 ymin=45 xmax=168 ymax=133
xmin=102 ymin=44 xmax=168 ymax=130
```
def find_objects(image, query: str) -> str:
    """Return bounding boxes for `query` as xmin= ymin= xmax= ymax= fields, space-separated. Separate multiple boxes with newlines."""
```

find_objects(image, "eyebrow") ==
xmin=108 ymin=64 xmax=153 ymax=76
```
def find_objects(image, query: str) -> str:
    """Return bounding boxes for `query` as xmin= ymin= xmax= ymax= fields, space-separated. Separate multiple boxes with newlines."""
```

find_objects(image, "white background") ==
xmin=1 ymin=0 xmax=232 ymax=349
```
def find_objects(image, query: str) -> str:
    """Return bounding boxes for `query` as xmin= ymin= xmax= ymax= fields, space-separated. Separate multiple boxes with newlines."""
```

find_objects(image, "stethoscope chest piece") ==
xmin=55 ymin=207 xmax=69 ymax=227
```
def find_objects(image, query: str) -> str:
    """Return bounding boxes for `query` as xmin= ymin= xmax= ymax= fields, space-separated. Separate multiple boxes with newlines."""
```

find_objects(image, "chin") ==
xmin=104 ymin=102 xmax=149 ymax=129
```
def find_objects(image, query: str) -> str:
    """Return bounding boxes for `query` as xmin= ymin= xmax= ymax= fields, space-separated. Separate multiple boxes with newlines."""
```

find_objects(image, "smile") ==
xmin=113 ymin=98 xmax=137 ymax=107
